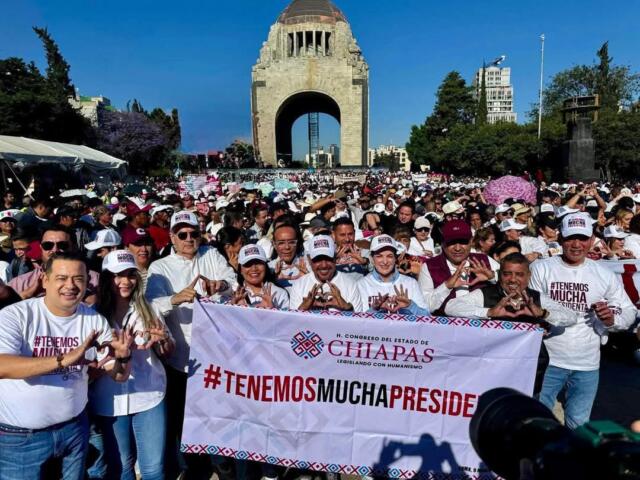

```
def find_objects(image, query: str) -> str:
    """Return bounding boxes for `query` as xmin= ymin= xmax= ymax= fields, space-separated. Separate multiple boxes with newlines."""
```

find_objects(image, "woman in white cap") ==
xmin=601 ymin=225 xmax=635 ymax=260
xmin=228 ymin=244 xmax=289 ymax=309
xmin=358 ymin=234 xmax=430 ymax=315
xmin=90 ymin=250 xmax=174 ymax=480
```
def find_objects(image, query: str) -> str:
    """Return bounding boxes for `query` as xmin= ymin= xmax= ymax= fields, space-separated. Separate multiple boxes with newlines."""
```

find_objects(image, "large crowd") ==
xmin=0 ymin=172 xmax=638 ymax=480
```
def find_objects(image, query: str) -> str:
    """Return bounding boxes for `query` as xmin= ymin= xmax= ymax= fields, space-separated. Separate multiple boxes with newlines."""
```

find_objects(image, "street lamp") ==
xmin=538 ymin=34 xmax=545 ymax=139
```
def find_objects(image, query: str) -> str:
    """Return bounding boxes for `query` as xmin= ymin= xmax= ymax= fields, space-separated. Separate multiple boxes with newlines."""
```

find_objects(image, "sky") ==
xmin=2 ymin=0 xmax=639 ymax=161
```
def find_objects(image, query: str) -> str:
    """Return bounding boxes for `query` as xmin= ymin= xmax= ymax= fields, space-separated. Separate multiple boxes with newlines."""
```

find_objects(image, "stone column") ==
xmin=321 ymin=31 xmax=325 ymax=56
xmin=302 ymin=30 xmax=306 ymax=56
xmin=293 ymin=31 xmax=298 ymax=56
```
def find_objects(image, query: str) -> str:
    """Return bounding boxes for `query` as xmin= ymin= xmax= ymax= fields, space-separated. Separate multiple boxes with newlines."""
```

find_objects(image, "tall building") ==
xmin=306 ymin=147 xmax=335 ymax=168
xmin=368 ymin=145 xmax=411 ymax=171
xmin=473 ymin=65 xmax=517 ymax=123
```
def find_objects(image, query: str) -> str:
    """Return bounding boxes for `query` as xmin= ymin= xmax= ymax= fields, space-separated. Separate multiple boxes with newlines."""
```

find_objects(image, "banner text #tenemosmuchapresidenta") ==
xmin=182 ymin=302 xmax=542 ymax=479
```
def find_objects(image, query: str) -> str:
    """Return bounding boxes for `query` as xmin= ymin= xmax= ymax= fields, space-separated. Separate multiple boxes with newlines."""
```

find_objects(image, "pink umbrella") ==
xmin=484 ymin=175 xmax=537 ymax=206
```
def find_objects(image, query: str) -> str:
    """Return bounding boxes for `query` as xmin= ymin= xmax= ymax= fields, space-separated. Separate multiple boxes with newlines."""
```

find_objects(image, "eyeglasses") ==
xmin=41 ymin=241 xmax=70 ymax=251
xmin=275 ymin=240 xmax=298 ymax=247
xmin=415 ymin=228 xmax=430 ymax=233
xmin=177 ymin=231 xmax=201 ymax=241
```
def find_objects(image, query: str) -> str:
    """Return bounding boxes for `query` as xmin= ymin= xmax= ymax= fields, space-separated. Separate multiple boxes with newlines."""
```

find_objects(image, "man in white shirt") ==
xmin=0 ymin=252 xmax=132 ymax=480
xmin=145 ymin=210 xmax=238 ymax=478
xmin=529 ymin=212 xmax=637 ymax=428
xmin=418 ymin=220 xmax=495 ymax=314
xmin=289 ymin=235 xmax=364 ymax=312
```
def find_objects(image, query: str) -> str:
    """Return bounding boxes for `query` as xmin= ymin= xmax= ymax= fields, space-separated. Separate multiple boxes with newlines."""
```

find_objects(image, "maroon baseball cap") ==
xmin=441 ymin=220 xmax=472 ymax=244
xmin=121 ymin=227 xmax=153 ymax=246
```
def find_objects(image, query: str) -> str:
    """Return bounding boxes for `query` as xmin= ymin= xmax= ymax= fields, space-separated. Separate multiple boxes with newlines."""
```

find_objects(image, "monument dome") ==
xmin=278 ymin=0 xmax=347 ymax=25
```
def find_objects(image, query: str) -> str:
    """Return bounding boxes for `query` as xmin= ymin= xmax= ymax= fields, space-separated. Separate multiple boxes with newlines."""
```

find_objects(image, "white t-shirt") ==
xmin=0 ymin=298 xmax=112 ymax=429
xmin=358 ymin=272 xmax=429 ymax=311
xmin=89 ymin=305 xmax=168 ymax=417
xmin=288 ymin=271 xmax=364 ymax=312
xmin=529 ymin=256 xmax=637 ymax=371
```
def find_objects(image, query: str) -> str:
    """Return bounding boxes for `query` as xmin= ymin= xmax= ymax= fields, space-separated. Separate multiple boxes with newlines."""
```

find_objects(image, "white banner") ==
xmin=182 ymin=303 xmax=542 ymax=479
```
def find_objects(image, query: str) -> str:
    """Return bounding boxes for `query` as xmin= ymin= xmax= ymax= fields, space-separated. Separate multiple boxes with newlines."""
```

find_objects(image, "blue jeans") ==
xmin=96 ymin=399 xmax=166 ymax=480
xmin=539 ymin=365 xmax=599 ymax=429
xmin=0 ymin=410 xmax=89 ymax=480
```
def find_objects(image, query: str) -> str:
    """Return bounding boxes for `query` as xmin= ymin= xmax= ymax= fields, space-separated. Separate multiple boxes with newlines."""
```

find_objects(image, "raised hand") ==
xmin=110 ymin=327 xmax=134 ymax=360
xmin=519 ymin=290 xmax=545 ymax=318
xmin=393 ymin=285 xmax=411 ymax=310
xmin=230 ymin=286 xmax=249 ymax=306
xmin=228 ymin=251 xmax=239 ymax=271
xmin=444 ymin=262 xmax=470 ymax=290
xmin=200 ymin=275 xmax=227 ymax=296
xmin=299 ymin=284 xmax=321 ymax=311
xmin=468 ymin=258 xmax=495 ymax=286
xmin=324 ymin=282 xmax=352 ymax=311
xmin=486 ymin=295 xmax=519 ymax=319
xmin=370 ymin=293 xmax=389 ymax=311
xmin=256 ymin=284 xmax=274 ymax=309
xmin=297 ymin=257 xmax=309 ymax=275
xmin=171 ymin=277 xmax=199 ymax=305
xmin=61 ymin=330 xmax=101 ymax=368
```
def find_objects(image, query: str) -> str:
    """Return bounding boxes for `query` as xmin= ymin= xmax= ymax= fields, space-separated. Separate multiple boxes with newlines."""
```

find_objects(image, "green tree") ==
xmin=406 ymin=71 xmax=475 ymax=169
xmin=476 ymin=65 xmax=488 ymax=125
xmin=0 ymin=29 xmax=93 ymax=145
xmin=32 ymin=26 xmax=75 ymax=98
xmin=372 ymin=152 xmax=399 ymax=171
xmin=594 ymin=110 xmax=640 ymax=179
xmin=225 ymin=140 xmax=256 ymax=168
xmin=542 ymin=42 xmax=640 ymax=116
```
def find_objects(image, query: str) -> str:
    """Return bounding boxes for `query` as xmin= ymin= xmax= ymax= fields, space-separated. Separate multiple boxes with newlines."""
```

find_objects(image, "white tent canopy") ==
xmin=0 ymin=135 xmax=127 ymax=176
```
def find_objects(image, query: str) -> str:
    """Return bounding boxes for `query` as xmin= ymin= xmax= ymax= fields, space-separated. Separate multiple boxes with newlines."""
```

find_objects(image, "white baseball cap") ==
xmin=372 ymin=203 xmax=385 ymax=214
xmin=561 ymin=212 xmax=595 ymax=238
xmin=85 ymin=229 xmax=121 ymax=251
xmin=442 ymin=200 xmax=464 ymax=215
xmin=632 ymin=194 xmax=640 ymax=204
xmin=414 ymin=216 xmax=432 ymax=230
xmin=499 ymin=219 xmax=527 ymax=232
xmin=495 ymin=203 xmax=513 ymax=214
xmin=540 ymin=204 xmax=555 ymax=213
xmin=238 ymin=244 xmax=268 ymax=265
xmin=102 ymin=250 xmax=138 ymax=273
xmin=307 ymin=234 xmax=335 ymax=260
xmin=215 ymin=199 xmax=230 ymax=210
xmin=151 ymin=205 xmax=173 ymax=216
xmin=170 ymin=210 xmax=199 ymax=231
xmin=556 ymin=205 xmax=580 ymax=218
xmin=369 ymin=234 xmax=399 ymax=253
xmin=603 ymin=225 xmax=630 ymax=239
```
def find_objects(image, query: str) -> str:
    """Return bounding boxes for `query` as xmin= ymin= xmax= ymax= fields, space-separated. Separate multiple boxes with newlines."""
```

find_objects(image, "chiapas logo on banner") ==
xmin=182 ymin=302 xmax=542 ymax=479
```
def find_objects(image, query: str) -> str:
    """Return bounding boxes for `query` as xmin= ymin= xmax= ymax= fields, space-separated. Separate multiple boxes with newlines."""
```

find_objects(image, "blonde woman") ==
xmin=89 ymin=250 xmax=174 ymax=479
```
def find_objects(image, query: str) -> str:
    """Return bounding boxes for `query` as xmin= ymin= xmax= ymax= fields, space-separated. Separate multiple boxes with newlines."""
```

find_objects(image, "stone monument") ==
xmin=561 ymin=95 xmax=601 ymax=182
xmin=251 ymin=0 xmax=369 ymax=167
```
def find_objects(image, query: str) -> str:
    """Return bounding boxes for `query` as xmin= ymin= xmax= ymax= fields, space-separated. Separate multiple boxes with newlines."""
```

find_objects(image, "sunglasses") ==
xmin=41 ymin=241 xmax=70 ymax=251
xmin=176 ymin=231 xmax=201 ymax=241
xmin=415 ymin=227 xmax=430 ymax=233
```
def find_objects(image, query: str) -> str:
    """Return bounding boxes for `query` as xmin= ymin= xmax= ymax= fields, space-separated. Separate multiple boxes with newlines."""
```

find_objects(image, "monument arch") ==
xmin=251 ymin=0 xmax=369 ymax=166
